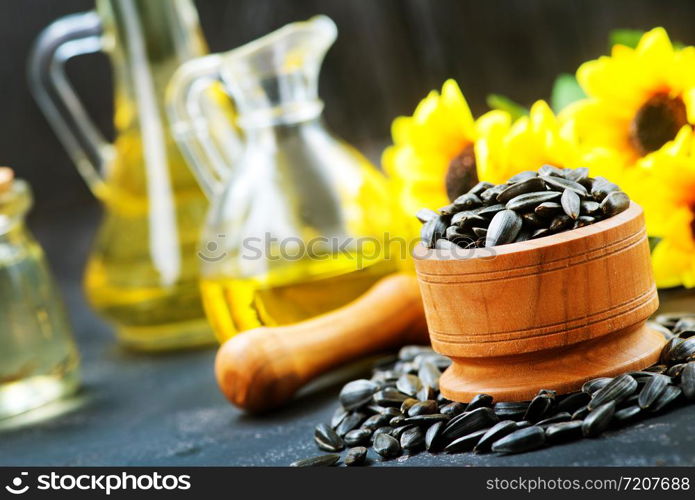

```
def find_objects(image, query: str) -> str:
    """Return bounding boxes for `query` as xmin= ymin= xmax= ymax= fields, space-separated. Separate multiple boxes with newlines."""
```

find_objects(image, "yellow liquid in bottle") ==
xmin=84 ymin=126 xmax=213 ymax=350
xmin=201 ymin=258 xmax=397 ymax=342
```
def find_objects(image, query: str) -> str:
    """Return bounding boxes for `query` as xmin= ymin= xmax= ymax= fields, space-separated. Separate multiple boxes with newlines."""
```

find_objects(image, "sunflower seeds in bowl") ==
xmin=417 ymin=166 xmax=630 ymax=249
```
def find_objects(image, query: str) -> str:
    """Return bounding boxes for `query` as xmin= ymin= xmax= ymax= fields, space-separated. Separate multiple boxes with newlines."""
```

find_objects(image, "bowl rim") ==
xmin=413 ymin=201 xmax=642 ymax=262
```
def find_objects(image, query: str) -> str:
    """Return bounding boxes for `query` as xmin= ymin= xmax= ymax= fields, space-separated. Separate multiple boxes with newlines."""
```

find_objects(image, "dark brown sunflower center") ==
xmin=630 ymin=93 xmax=688 ymax=155
xmin=690 ymin=203 xmax=695 ymax=240
xmin=445 ymin=143 xmax=478 ymax=201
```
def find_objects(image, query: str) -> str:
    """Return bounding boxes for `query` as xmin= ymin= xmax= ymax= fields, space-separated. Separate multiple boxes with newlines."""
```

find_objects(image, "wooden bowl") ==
xmin=413 ymin=202 xmax=665 ymax=402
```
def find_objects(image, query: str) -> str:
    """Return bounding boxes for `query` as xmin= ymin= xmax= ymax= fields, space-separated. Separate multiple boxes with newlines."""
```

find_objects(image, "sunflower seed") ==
xmin=477 ymin=203 xmax=506 ymax=217
xmin=494 ymin=401 xmax=528 ymax=420
xmin=400 ymin=426 xmax=425 ymax=451
xmin=613 ymin=405 xmax=642 ymax=424
xmin=564 ymin=167 xmax=589 ymax=183
xmin=314 ymin=423 xmax=344 ymax=452
xmin=331 ymin=407 xmax=348 ymax=428
xmin=417 ymin=385 xmax=437 ymax=402
xmin=362 ymin=413 xmax=392 ymax=431
xmin=399 ymin=346 xmax=434 ymax=361
xmin=561 ymin=189 xmax=581 ymax=219
xmin=591 ymin=177 xmax=619 ymax=201
xmin=472 ymin=227 xmax=488 ymax=239
xmin=480 ymin=184 xmax=507 ymax=203
xmin=539 ymin=164 xmax=565 ymax=177
xmin=535 ymin=201 xmax=563 ymax=218
xmin=336 ymin=412 xmax=368 ymax=437
xmin=367 ymin=405 xmax=401 ymax=417
xmin=574 ymin=216 xmax=595 ymax=228
xmin=290 ymin=454 xmax=340 ymax=467
xmin=531 ymin=227 xmax=552 ymax=239
xmin=508 ymin=170 xmax=538 ymax=183
xmin=373 ymin=433 xmax=401 ymax=459
xmin=506 ymin=191 xmax=562 ymax=212
xmin=474 ymin=420 xmax=518 ymax=453
xmin=373 ymin=388 xmax=410 ymax=407
xmin=582 ymin=377 xmax=612 ymax=394
xmin=650 ymin=385 xmax=682 ymax=412
xmin=674 ymin=318 xmax=695 ymax=333
xmin=344 ymin=446 xmax=367 ymax=466
xmin=536 ymin=412 xmax=571 ymax=427
xmin=418 ymin=362 xmax=441 ymax=390
xmin=540 ymin=175 xmax=588 ymax=197
xmin=400 ymin=397 xmax=418 ymax=414
xmin=545 ymin=420 xmax=584 ymax=444
xmin=340 ymin=379 xmax=378 ymax=410
xmin=666 ymin=338 xmax=695 ymax=364
xmin=556 ymin=392 xmax=591 ymax=413
xmin=522 ymin=212 xmax=546 ymax=228
xmin=416 ymin=208 xmax=439 ymax=223
xmin=580 ymin=200 xmax=601 ymax=216
xmin=466 ymin=394 xmax=494 ymax=412
xmin=344 ymin=428 xmax=371 ymax=447
xmin=589 ymin=375 xmax=637 ymax=409
xmin=524 ymin=394 xmax=554 ymax=422
xmin=441 ymin=402 xmax=466 ymax=417
xmin=681 ymin=363 xmax=695 ymax=400
xmin=396 ymin=374 xmax=422 ymax=397
xmin=451 ymin=210 xmax=488 ymax=228
xmin=443 ymin=407 xmax=499 ymax=441
xmin=638 ymin=374 xmax=670 ymax=409
xmin=468 ymin=181 xmax=495 ymax=196
xmin=372 ymin=426 xmax=394 ymax=441
xmin=403 ymin=413 xmax=450 ymax=425
xmin=445 ymin=226 xmax=471 ymax=245
xmin=444 ymin=428 xmax=489 ymax=453
xmin=491 ymin=426 xmax=546 ymax=454
xmin=453 ymin=193 xmax=483 ymax=210
xmin=667 ymin=363 xmax=686 ymax=378
xmin=408 ymin=400 xmax=438 ymax=417
xmin=496 ymin=177 xmax=547 ymax=203
xmin=582 ymin=401 xmax=616 ymax=437
xmin=486 ymin=210 xmax=522 ymax=247
xmin=600 ymin=191 xmax=630 ymax=217
xmin=549 ymin=214 xmax=573 ymax=232
xmin=572 ymin=405 xmax=590 ymax=420
xmin=425 ymin=420 xmax=446 ymax=451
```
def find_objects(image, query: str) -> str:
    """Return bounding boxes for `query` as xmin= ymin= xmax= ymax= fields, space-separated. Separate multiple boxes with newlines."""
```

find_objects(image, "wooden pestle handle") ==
xmin=215 ymin=273 xmax=428 ymax=413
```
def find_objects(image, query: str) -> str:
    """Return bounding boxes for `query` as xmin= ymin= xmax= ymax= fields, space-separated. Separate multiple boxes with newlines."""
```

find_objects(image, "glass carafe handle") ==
xmin=167 ymin=55 xmax=242 ymax=198
xmin=28 ymin=11 xmax=113 ymax=199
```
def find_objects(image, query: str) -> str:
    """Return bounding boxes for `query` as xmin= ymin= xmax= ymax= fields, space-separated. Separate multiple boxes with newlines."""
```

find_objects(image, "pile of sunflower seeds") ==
xmin=418 ymin=165 xmax=631 ymax=249
xmin=290 ymin=314 xmax=695 ymax=466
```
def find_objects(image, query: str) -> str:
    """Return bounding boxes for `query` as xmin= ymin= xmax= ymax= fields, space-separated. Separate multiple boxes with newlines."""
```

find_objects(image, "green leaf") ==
xmin=550 ymin=73 xmax=586 ymax=113
xmin=486 ymin=94 xmax=528 ymax=121
xmin=648 ymin=236 xmax=662 ymax=253
xmin=609 ymin=29 xmax=645 ymax=49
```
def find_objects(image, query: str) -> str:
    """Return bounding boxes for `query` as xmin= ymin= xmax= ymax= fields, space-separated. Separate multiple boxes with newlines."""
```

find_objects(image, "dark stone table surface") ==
xmin=1 ymin=203 xmax=694 ymax=467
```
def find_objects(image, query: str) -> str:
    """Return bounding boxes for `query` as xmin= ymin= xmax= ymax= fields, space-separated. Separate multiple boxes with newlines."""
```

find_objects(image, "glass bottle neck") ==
xmin=98 ymin=0 xmax=207 ymax=88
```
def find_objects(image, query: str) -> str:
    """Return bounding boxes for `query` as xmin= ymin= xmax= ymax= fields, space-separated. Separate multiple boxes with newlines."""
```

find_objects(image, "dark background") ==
xmin=2 ymin=0 xmax=695 ymax=215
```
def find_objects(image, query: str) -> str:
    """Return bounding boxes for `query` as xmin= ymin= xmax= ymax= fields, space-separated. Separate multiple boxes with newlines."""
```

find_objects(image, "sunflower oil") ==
xmin=201 ymin=258 xmax=396 ymax=342
xmin=0 ymin=178 xmax=79 ymax=419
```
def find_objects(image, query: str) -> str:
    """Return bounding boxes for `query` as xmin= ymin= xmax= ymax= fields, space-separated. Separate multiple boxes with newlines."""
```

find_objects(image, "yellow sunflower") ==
xmin=382 ymin=79 xmax=506 ymax=223
xmin=567 ymin=27 xmax=695 ymax=169
xmin=383 ymin=80 xmax=579 ymax=233
xmin=480 ymin=100 xmax=581 ymax=181
xmin=625 ymin=126 xmax=695 ymax=288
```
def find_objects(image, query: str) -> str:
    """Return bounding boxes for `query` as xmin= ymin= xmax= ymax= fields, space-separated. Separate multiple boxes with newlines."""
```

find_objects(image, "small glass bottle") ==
xmin=0 ymin=169 xmax=79 ymax=419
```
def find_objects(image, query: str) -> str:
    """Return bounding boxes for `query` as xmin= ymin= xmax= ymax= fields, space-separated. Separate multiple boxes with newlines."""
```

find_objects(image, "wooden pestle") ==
xmin=215 ymin=273 xmax=428 ymax=413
